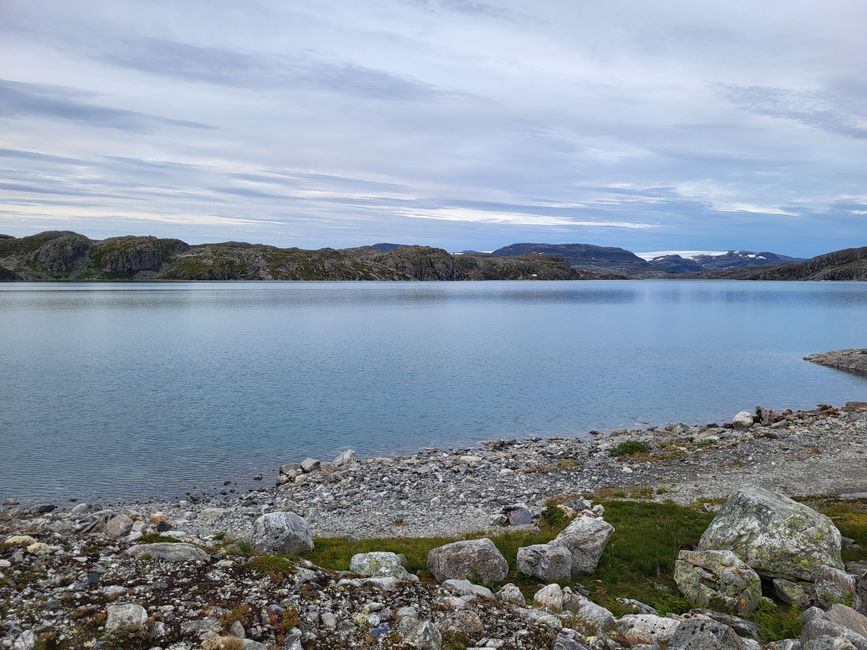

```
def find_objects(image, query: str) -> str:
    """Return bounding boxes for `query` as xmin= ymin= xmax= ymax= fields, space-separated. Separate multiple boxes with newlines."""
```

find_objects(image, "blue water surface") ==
xmin=1 ymin=280 xmax=865 ymax=503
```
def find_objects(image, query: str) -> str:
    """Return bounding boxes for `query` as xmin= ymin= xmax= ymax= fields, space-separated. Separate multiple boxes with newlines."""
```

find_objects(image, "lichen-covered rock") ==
xmin=800 ymin=606 xmax=867 ymax=649
xmin=674 ymin=549 xmax=762 ymax=615
xmin=427 ymin=538 xmax=508 ymax=583
xmin=774 ymin=578 xmax=812 ymax=609
xmin=105 ymin=602 xmax=148 ymax=632
xmin=562 ymin=588 xmax=616 ymax=631
xmin=698 ymin=487 xmax=843 ymax=580
xmin=250 ymin=511 xmax=313 ymax=555
xmin=826 ymin=604 xmax=867 ymax=639
xmin=668 ymin=617 xmax=746 ymax=649
xmin=517 ymin=543 xmax=572 ymax=582
xmin=616 ymin=614 xmax=681 ymax=645
xmin=496 ymin=583 xmax=526 ymax=605
xmin=350 ymin=551 xmax=414 ymax=580
xmin=127 ymin=542 xmax=209 ymax=563
xmin=550 ymin=514 xmax=614 ymax=574
xmin=403 ymin=619 xmax=443 ymax=649
xmin=436 ymin=609 xmax=483 ymax=644
xmin=812 ymin=565 xmax=857 ymax=609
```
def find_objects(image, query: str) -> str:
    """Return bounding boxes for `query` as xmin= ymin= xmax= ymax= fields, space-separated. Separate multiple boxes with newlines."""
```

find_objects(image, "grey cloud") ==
xmin=723 ymin=84 xmax=867 ymax=139
xmin=0 ymin=79 xmax=215 ymax=133
xmin=99 ymin=38 xmax=439 ymax=101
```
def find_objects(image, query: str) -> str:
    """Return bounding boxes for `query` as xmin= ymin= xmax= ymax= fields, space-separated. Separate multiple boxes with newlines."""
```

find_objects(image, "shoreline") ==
xmin=8 ymin=401 xmax=863 ymax=541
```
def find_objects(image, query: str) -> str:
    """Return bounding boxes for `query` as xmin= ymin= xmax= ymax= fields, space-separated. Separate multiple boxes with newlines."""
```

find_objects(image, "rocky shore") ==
xmin=2 ymin=403 xmax=867 ymax=649
xmin=806 ymin=350 xmax=867 ymax=376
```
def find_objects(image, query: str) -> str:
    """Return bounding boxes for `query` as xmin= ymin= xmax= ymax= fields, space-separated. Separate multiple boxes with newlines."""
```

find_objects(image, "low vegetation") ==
xmin=303 ymin=498 xmax=867 ymax=641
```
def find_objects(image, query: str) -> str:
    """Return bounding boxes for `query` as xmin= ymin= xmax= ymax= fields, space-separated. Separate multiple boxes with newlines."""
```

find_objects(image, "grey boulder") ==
xmin=127 ymin=542 xmax=209 ymax=563
xmin=106 ymin=602 xmax=148 ymax=632
xmin=250 ymin=511 xmax=313 ymax=555
xmin=517 ymin=543 xmax=572 ymax=582
xmin=698 ymin=487 xmax=843 ymax=580
xmin=550 ymin=515 xmax=614 ymax=574
xmin=674 ymin=549 xmax=762 ymax=615
xmin=427 ymin=538 xmax=508 ymax=583
xmin=668 ymin=618 xmax=745 ymax=650
xmin=350 ymin=551 xmax=415 ymax=580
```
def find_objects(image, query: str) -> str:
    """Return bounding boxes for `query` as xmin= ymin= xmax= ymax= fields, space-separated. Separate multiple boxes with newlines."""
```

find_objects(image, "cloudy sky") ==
xmin=1 ymin=0 xmax=865 ymax=256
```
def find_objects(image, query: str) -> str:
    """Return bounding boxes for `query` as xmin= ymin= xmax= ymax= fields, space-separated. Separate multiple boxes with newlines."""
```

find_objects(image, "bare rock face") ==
xmin=674 ymin=549 xmax=762 ymax=616
xmin=668 ymin=618 xmax=745 ymax=650
xmin=698 ymin=487 xmax=843 ymax=580
xmin=550 ymin=515 xmax=614 ymax=574
xmin=250 ymin=511 xmax=314 ymax=556
xmin=426 ymin=538 xmax=508 ymax=583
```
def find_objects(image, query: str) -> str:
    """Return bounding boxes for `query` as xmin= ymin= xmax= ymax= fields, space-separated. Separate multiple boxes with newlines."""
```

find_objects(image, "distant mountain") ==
xmin=369 ymin=243 xmax=406 ymax=252
xmin=641 ymin=250 xmax=801 ymax=274
xmin=491 ymin=242 xmax=652 ymax=276
xmin=717 ymin=246 xmax=867 ymax=280
xmin=0 ymin=231 xmax=595 ymax=281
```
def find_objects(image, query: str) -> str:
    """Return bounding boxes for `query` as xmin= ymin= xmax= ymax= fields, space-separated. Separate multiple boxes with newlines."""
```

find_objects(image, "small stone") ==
xmin=104 ymin=514 xmax=134 ymax=538
xmin=534 ymin=583 xmax=563 ymax=611
xmin=732 ymin=411 xmax=755 ymax=428
xmin=301 ymin=458 xmax=321 ymax=473
xmin=496 ymin=583 xmax=526 ymax=605
xmin=106 ymin=603 xmax=148 ymax=632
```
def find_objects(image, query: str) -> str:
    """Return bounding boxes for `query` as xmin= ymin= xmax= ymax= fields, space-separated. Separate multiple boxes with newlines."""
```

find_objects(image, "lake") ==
xmin=2 ymin=280 xmax=866 ymax=504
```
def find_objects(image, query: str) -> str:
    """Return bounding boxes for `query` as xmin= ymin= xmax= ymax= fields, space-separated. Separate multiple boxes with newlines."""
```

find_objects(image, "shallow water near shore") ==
xmin=2 ymin=280 xmax=866 ymax=504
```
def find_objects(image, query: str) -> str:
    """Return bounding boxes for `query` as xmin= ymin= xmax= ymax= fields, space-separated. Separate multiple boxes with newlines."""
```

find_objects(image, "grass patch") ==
xmin=806 ymin=498 xmax=867 ymax=563
xmin=608 ymin=440 xmax=651 ymax=457
xmin=249 ymin=555 xmax=296 ymax=576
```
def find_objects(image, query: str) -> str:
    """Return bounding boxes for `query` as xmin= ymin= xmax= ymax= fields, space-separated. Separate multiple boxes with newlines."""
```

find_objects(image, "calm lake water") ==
xmin=2 ymin=280 xmax=866 ymax=504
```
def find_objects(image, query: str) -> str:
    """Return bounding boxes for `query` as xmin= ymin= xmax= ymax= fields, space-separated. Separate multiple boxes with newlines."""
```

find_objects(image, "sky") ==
xmin=1 ymin=0 xmax=866 ymax=257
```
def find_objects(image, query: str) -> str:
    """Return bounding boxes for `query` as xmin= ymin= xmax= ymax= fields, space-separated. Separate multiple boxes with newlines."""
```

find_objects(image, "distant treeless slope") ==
xmin=716 ymin=246 xmax=867 ymax=280
xmin=0 ymin=231 xmax=596 ymax=281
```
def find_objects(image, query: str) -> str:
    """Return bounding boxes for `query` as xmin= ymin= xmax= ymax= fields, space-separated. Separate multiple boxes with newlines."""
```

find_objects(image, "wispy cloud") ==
xmin=0 ymin=79 xmax=214 ymax=133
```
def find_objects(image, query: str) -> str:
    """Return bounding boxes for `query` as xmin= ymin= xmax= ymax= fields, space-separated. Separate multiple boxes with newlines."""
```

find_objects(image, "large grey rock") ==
xmin=813 ymin=566 xmax=856 ymax=609
xmin=442 ymin=578 xmax=495 ymax=600
xmin=732 ymin=411 xmax=755 ymax=428
xmin=517 ymin=543 xmax=572 ymax=582
xmin=427 ymin=538 xmax=508 ymax=583
xmin=668 ymin=618 xmax=745 ymax=649
xmin=11 ymin=631 xmax=36 ymax=650
xmin=698 ymin=487 xmax=843 ymax=580
xmin=550 ymin=515 xmax=614 ymax=574
xmin=127 ymin=542 xmax=209 ymax=563
xmin=801 ymin=606 xmax=867 ymax=649
xmin=104 ymin=514 xmax=134 ymax=538
xmin=106 ymin=603 xmax=148 ymax=632
xmin=616 ymin=614 xmax=681 ymax=644
xmin=404 ymin=619 xmax=443 ymax=649
xmin=250 ymin=511 xmax=313 ymax=555
xmin=534 ymin=583 xmax=564 ymax=611
xmin=689 ymin=610 xmax=761 ymax=641
xmin=436 ymin=610 xmax=483 ymax=644
xmin=562 ymin=588 xmax=616 ymax=631
xmin=350 ymin=551 xmax=414 ymax=580
xmin=826 ymin=604 xmax=867 ymax=639
xmin=496 ymin=583 xmax=525 ymax=605
xmin=774 ymin=578 xmax=812 ymax=609
xmin=674 ymin=549 xmax=762 ymax=615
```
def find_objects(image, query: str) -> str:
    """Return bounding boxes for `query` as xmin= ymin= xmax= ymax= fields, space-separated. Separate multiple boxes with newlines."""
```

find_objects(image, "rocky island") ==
xmin=806 ymin=350 xmax=867 ymax=376
xmin=2 ymin=402 xmax=866 ymax=649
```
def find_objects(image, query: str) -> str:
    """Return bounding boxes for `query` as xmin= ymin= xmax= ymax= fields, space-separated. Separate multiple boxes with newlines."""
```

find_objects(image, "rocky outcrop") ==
xmin=426 ymin=538 xmax=508 ymax=583
xmin=0 ymin=230 xmax=593 ymax=281
xmin=720 ymin=245 xmax=867 ymax=280
xmin=698 ymin=487 xmax=843 ymax=580
xmin=674 ymin=549 xmax=762 ymax=615
xmin=806 ymin=349 xmax=867 ymax=375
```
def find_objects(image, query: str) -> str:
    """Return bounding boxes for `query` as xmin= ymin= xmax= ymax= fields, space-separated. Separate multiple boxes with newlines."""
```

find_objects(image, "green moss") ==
xmin=249 ymin=555 xmax=296 ymax=576
xmin=609 ymin=440 xmax=651 ymax=457
xmin=751 ymin=600 xmax=803 ymax=641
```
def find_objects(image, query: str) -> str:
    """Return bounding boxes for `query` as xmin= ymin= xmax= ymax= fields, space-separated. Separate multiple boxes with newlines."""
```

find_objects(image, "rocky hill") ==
xmin=493 ymin=243 xmax=798 ymax=277
xmin=0 ymin=231 xmax=593 ymax=281
xmin=717 ymin=246 xmax=867 ymax=280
